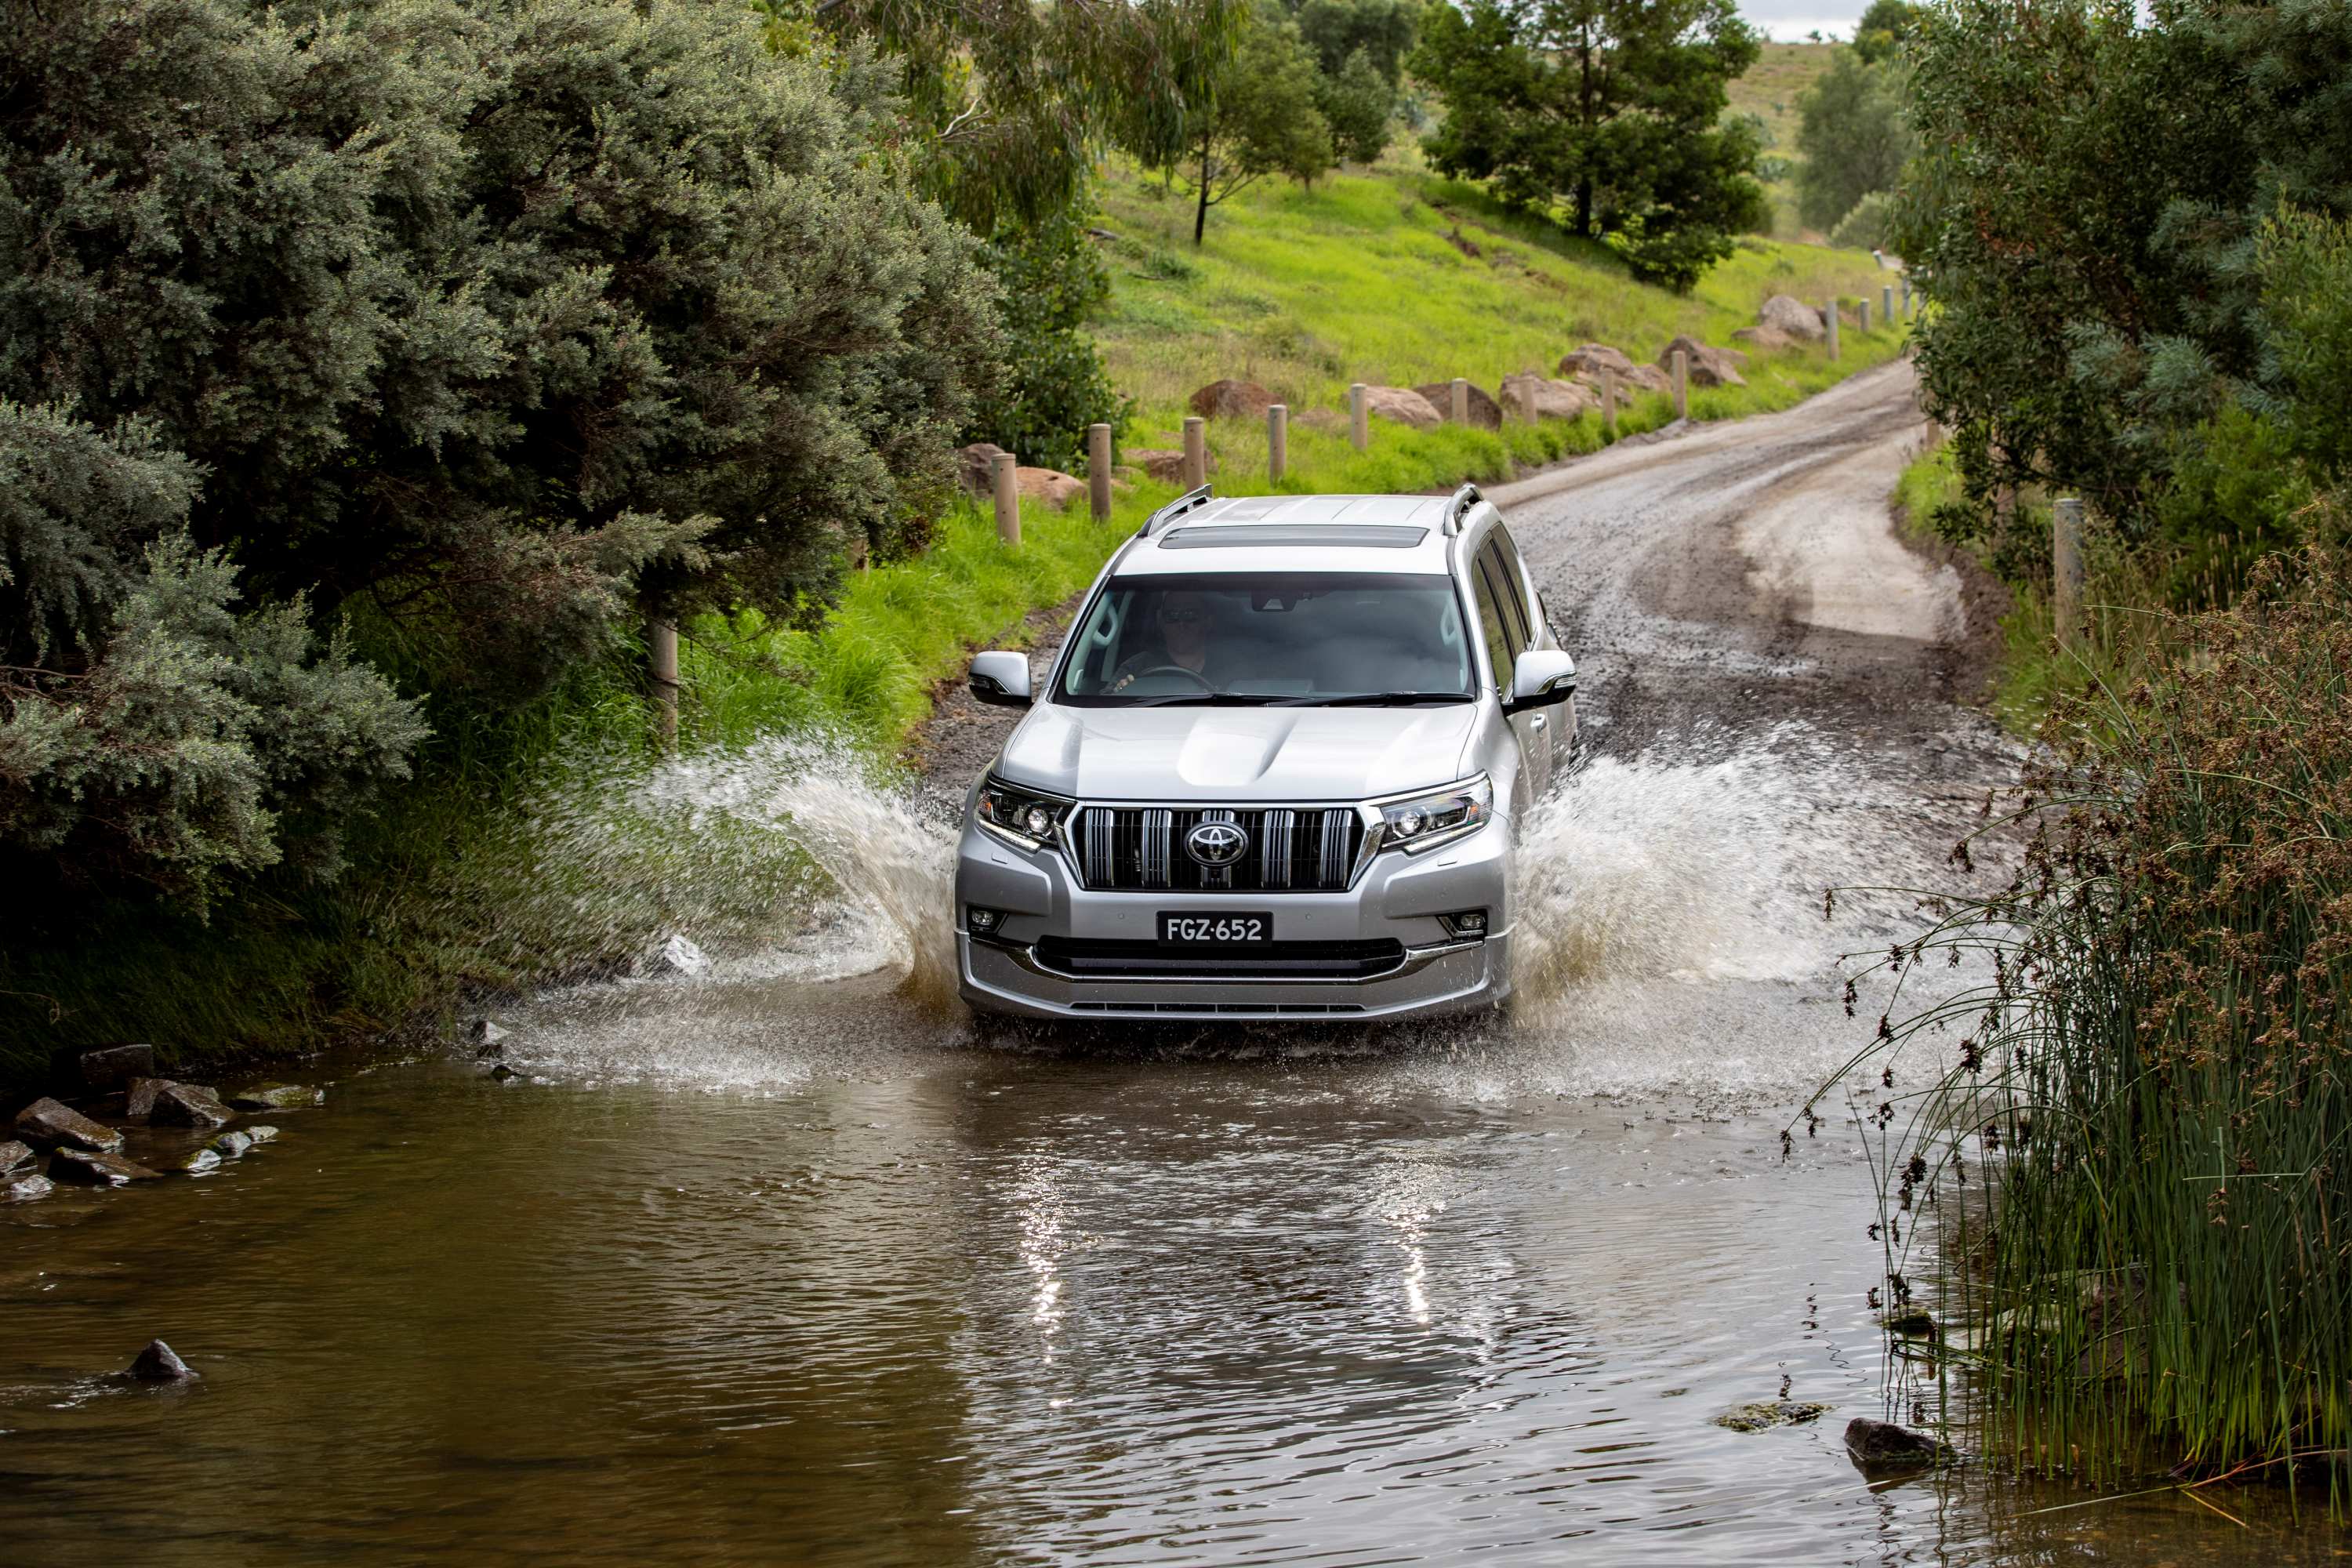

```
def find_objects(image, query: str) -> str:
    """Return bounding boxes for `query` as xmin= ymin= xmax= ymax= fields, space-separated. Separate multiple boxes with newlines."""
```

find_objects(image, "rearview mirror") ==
xmin=1504 ymin=648 xmax=1576 ymax=713
xmin=968 ymin=651 xmax=1033 ymax=709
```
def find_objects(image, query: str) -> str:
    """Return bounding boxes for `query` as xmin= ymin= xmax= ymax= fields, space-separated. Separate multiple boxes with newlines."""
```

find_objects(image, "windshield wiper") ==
xmin=1277 ymin=691 xmax=1475 ymax=707
xmin=1132 ymin=692 xmax=1283 ymax=706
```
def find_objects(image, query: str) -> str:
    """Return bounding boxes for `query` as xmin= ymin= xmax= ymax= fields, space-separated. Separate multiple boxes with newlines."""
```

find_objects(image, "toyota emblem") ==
xmin=1185 ymin=820 xmax=1250 ymax=868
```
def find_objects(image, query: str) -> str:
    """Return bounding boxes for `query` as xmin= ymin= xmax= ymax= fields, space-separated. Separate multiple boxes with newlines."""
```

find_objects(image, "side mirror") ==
xmin=1504 ymin=648 xmax=1576 ymax=713
xmin=968 ymin=651 xmax=1033 ymax=709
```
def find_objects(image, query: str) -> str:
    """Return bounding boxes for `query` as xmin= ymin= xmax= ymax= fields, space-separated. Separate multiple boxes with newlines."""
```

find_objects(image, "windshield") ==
xmin=1055 ymin=572 xmax=1475 ymax=706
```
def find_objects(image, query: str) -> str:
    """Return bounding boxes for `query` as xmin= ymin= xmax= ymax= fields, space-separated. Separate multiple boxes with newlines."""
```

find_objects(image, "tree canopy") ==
xmin=1410 ymin=0 xmax=1767 ymax=291
xmin=1175 ymin=5 xmax=1338 ymax=243
xmin=1793 ymin=48 xmax=1915 ymax=234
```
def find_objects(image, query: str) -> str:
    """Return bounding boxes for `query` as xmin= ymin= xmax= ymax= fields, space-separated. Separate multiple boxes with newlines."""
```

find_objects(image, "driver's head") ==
xmin=1157 ymin=590 xmax=1210 ymax=664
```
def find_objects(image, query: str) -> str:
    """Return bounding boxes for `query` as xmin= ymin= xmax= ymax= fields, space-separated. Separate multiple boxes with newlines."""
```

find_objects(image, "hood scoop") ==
xmin=1176 ymin=714 xmax=1299 ymax=789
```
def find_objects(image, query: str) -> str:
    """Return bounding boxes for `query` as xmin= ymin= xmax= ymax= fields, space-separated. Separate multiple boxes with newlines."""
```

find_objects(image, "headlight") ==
xmin=974 ymin=776 xmax=1073 ymax=851
xmin=1377 ymin=775 xmax=1491 ymax=855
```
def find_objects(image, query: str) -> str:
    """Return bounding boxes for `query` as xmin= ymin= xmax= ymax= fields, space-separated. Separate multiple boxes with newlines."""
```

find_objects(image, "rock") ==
xmin=1412 ymin=380 xmax=1501 ymax=430
xmin=0 ymin=1138 xmax=31 ymax=1174
xmin=147 ymin=1082 xmax=234 ymax=1129
xmin=468 ymin=1018 xmax=509 ymax=1058
xmin=1558 ymin=343 xmax=1638 ymax=379
xmin=124 ymin=1077 xmax=172 ymax=1121
xmin=4 ymin=1174 xmax=54 ymax=1203
xmin=14 ymin=1097 xmax=125 ymax=1154
xmin=1843 ymin=1417 xmax=1952 ymax=1469
xmin=1188 ymin=379 xmax=1273 ymax=420
xmin=47 ymin=1148 xmax=164 ymax=1187
xmin=1357 ymin=385 xmax=1443 ymax=430
xmin=1014 ymin=466 xmax=1087 ymax=511
xmin=1715 ymin=1399 xmax=1831 ymax=1432
xmin=954 ymin=441 xmax=1011 ymax=499
xmin=1759 ymin=293 xmax=1827 ymax=341
xmin=126 ymin=1340 xmax=198 ymax=1381
xmin=490 ymin=1064 xmax=521 ymax=1082
xmin=177 ymin=1148 xmax=223 ymax=1175
xmin=209 ymin=1131 xmax=256 ymax=1160
xmin=1127 ymin=448 xmax=1193 ymax=485
xmin=1731 ymin=325 xmax=1798 ymax=353
xmin=652 ymin=933 xmax=712 ymax=978
xmin=228 ymin=1083 xmax=323 ymax=1112
xmin=244 ymin=1125 xmax=280 ymax=1145
xmin=1498 ymin=372 xmax=1595 ymax=422
xmin=1657 ymin=334 xmax=1747 ymax=388
xmin=78 ymin=1043 xmax=157 ymax=1091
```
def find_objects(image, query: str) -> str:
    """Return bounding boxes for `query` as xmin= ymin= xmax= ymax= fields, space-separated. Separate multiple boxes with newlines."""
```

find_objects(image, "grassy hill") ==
xmin=1087 ymin=155 xmax=1897 ymax=427
xmin=1724 ymin=41 xmax=1842 ymax=240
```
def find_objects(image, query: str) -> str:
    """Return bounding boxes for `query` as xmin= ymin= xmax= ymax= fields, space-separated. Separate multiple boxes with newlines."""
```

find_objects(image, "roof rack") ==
xmin=1138 ymin=484 xmax=1215 ymax=539
xmin=1442 ymin=482 xmax=1483 ymax=536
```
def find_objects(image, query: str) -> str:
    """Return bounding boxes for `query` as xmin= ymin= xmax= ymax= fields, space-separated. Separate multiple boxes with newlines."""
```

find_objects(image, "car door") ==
xmin=1469 ymin=535 xmax=1552 ymax=799
xmin=1488 ymin=523 xmax=1573 ymax=768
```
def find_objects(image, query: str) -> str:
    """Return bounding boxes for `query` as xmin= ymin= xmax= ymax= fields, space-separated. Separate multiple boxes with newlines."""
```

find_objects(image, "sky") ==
xmin=1740 ymin=1 xmax=1869 ymax=42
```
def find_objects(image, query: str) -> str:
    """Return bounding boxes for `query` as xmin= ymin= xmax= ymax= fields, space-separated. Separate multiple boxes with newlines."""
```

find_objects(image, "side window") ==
xmin=1476 ymin=541 xmax=1529 ymax=650
xmin=1490 ymin=527 xmax=1538 ymax=642
xmin=1470 ymin=551 xmax=1518 ymax=694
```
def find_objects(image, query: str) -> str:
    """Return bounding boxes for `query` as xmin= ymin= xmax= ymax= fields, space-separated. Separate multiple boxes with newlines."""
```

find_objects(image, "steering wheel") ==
xmin=1125 ymin=664 xmax=1214 ymax=691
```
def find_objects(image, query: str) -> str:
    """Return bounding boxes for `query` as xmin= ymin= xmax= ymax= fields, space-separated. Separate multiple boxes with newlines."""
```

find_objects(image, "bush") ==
xmin=962 ymin=212 xmax=1132 ymax=475
xmin=1828 ymin=191 xmax=1895 ymax=251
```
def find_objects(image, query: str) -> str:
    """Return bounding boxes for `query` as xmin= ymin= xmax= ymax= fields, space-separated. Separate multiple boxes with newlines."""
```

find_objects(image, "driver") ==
xmin=1110 ymin=590 xmax=1219 ymax=692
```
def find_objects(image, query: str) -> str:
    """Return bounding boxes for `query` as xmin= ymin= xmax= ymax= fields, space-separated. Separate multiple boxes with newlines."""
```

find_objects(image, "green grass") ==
xmin=1725 ymin=42 xmax=1842 ymax=240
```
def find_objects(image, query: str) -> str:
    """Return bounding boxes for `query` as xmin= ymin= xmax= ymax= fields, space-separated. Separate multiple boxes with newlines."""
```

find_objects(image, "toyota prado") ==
xmin=953 ymin=484 xmax=1576 ymax=1022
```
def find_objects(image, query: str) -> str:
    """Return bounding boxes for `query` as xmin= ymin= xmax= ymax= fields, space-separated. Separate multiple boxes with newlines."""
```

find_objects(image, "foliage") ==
xmin=1173 ymin=4 xmax=1336 ymax=244
xmin=962 ymin=213 xmax=1133 ymax=473
xmin=1849 ymin=0 xmax=1918 ymax=65
xmin=1827 ymin=190 xmax=1896 ymax=251
xmin=1410 ymin=0 xmax=1768 ymax=292
xmin=1283 ymin=0 xmax=1422 ymax=82
xmin=1892 ymin=0 xmax=2352 ymax=541
xmin=1317 ymin=45 xmax=1399 ymax=163
xmin=1793 ymin=49 xmax=1914 ymax=234
xmin=1838 ymin=550 xmax=2352 ymax=1488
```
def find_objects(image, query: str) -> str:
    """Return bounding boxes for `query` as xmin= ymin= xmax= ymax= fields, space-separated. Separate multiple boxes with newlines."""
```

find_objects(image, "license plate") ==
xmin=1158 ymin=912 xmax=1272 ymax=944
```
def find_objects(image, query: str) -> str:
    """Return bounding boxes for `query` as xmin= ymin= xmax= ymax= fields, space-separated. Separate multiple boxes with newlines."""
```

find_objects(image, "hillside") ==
xmin=1725 ymin=41 xmax=1842 ymax=240
xmin=1087 ymin=157 xmax=1896 ymax=423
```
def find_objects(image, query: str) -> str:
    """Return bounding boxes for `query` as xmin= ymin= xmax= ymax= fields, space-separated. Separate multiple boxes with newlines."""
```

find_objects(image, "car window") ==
xmin=1469 ymin=558 xmax=1516 ymax=695
xmin=1477 ymin=543 xmax=1528 ymax=647
xmin=1490 ymin=527 xmax=1538 ymax=642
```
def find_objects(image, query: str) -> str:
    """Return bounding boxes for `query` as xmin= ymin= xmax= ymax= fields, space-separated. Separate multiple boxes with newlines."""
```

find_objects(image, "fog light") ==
xmin=967 ymin=906 xmax=1004 ymax=933
xmin=1439 ymin=909 xmax=1489 ymax=939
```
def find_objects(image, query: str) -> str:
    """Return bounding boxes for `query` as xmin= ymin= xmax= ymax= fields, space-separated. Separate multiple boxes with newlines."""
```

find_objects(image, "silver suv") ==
xmin=953 ymin=485 xmax=1576 ymax=1022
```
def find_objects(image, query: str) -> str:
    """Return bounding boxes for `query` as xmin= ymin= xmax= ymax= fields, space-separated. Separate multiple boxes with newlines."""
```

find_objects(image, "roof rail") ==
xmin=1442 ymin=482 xmax=1483 ymax=536
xmin=1138 ymin=484 xmax=1215 ymax=539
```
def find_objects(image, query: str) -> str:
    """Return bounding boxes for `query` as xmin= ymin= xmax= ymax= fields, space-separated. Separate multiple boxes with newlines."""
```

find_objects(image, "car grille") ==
xmin=1070 ymin=806 xmax=1364 ymax=891
xmin=1033 ymin=936 xmax=1406 ymax=982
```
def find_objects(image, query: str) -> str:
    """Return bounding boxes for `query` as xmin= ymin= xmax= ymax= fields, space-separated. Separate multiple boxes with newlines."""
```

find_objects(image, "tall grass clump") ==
xmin=1832 ymin=545 xmax=2352 ymax=1497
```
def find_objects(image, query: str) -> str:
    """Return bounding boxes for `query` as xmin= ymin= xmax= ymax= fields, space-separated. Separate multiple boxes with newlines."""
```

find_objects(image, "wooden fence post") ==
xmin=1349 ymin=383 xmax=1369 ymax=451
xmin=1671 ymin=349 xmax=1688 ymax=419
xmin=1087 ymin=423 xmax=1112 ymax=522
xmin=991 ymin=452 xmax=1020 ymax=546
xmin=2053 ymin=496 xmax=2087 ymax=652
xmin=1267 ymin=403 xmax=1287 ymax=485
xmin=1882 ymin=284 xmax=1895 ymax=325
xmin=649 ymin=616 xmax=678 ymax=750
xmin=1181 ymin=416 xmax=1207 ymax=490
xmin=1450 ymin=377 xmax=1470 ymax=424
xmin=1600 ymin=367 xmax=1616 ymax=439
xmin=1825 ymin=299 xmax=1842 ymax=361
xmin=1860 ymin=298 xmax=1872 ymax=333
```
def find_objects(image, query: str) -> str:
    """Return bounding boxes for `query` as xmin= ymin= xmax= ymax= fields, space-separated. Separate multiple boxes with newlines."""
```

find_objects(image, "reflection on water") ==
xmin=2 ymin=728 xmax=2339 ymax=1565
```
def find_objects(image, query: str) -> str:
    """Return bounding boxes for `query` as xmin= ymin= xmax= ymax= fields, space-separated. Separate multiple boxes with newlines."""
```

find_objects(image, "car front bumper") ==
xmin=952 ymin=812 xmax=1514 ymax=1022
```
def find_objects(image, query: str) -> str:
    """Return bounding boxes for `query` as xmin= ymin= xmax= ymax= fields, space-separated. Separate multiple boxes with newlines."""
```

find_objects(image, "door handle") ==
xmin=1530 ymin=715 xmax=1547 ymax=729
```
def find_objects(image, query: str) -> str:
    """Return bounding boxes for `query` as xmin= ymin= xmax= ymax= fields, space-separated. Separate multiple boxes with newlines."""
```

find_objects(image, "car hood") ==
xmin=994 ymin=703 xmax=1482 ymax=803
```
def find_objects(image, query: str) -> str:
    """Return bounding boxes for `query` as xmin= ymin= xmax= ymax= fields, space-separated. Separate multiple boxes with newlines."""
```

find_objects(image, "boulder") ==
xmin=148 ymin=1082 xmax=234 ymax=1130
xmin=467 ymin=1018 xmax=508 ymax=1058
xmin=1498 ymin=372 xmax=1595 ymax=423
xmin=1014 ymin=466 xmax=1087 ymax=511
xmin=125 ymin=1077 xmax=172 ymax=1120
xmin=1843 ymin=1417 xmax=1952 ymax=1470
xmin=1128 ymin=448 xmax=1212 ymax=485
xmin=229 ymin=1084 xmax=324 ymax=1112
xmin=491 ymin=1063 xmax=521 ymax=1082
xmin=178 ymin=1148 xmax=223 ymax=1175
xmin=1359 ymin=385 xmax=1443 ymax=430
xmin=1731 ymin=325 xmax=1798 ymax=353
xmin=1412 ymin=381 xmax=1501 ymax=430
xmin=245 ymin=1125 xmax=280 ymax=1145
xmin=209 ymin=1131 xmax=256 ymax=1160
xmin=126 ymin=1340 xmax=198 ymax=1381
xmin=1715 ymin=1400 xmax=1830 ymax=1432
xmin=78 ymin=1044 xmax=157 ymax=1091
xmin=4 ymin=1173 xmax=54 ymax=1204
xmin=0 ymin=1138 xmax=31 ymax=1174
xmin=48 ymin=1148 xmax=163 ymax=1187
xmin=652 ymin=933 xmax=712 ymax=978
xmin=954 ymin=441 xmax=1011 ymax=499
xmin=14 ymin=1097 xmax=125 ymax=1154
xmin=1657 ymin=335 xmax=1746 ymax=388
xmin=1188 ymin=379 xmax=1273 ymax=420
xmin=1759 ymin=293 xmax=1827 ymax=341
xmin=1558 ymin=343 xmax=1638 ymax=379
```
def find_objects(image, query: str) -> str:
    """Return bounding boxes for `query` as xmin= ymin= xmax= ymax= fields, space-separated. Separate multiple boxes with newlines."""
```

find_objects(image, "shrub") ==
xmin=1828 ymin=191 xmax=1895 ymax=251
xmin=963 ymin=213 xmax=1131 ymax=475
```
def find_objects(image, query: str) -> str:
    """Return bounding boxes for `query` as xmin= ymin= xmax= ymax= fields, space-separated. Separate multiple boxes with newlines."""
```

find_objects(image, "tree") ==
xmin=1850 ymin=0 xmax=1918 ymax=65
xmin=1287 ymin=0 xmax=1423 ymax=83
xmin=1318 ymin=46 xmax=1399 ymax=162
xmin=961 ymin=212 xmax=1133 ymax=471
xmin=1178 ymin=8 xmax=1337 ymax=244
xmin=1793 ymin=49 xmax=1915 ymax=234
xmin=1410 ymin=0 xmax=1767 ymax=292
xmin=1828 ymin=190 xmax=1895 ymax=250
